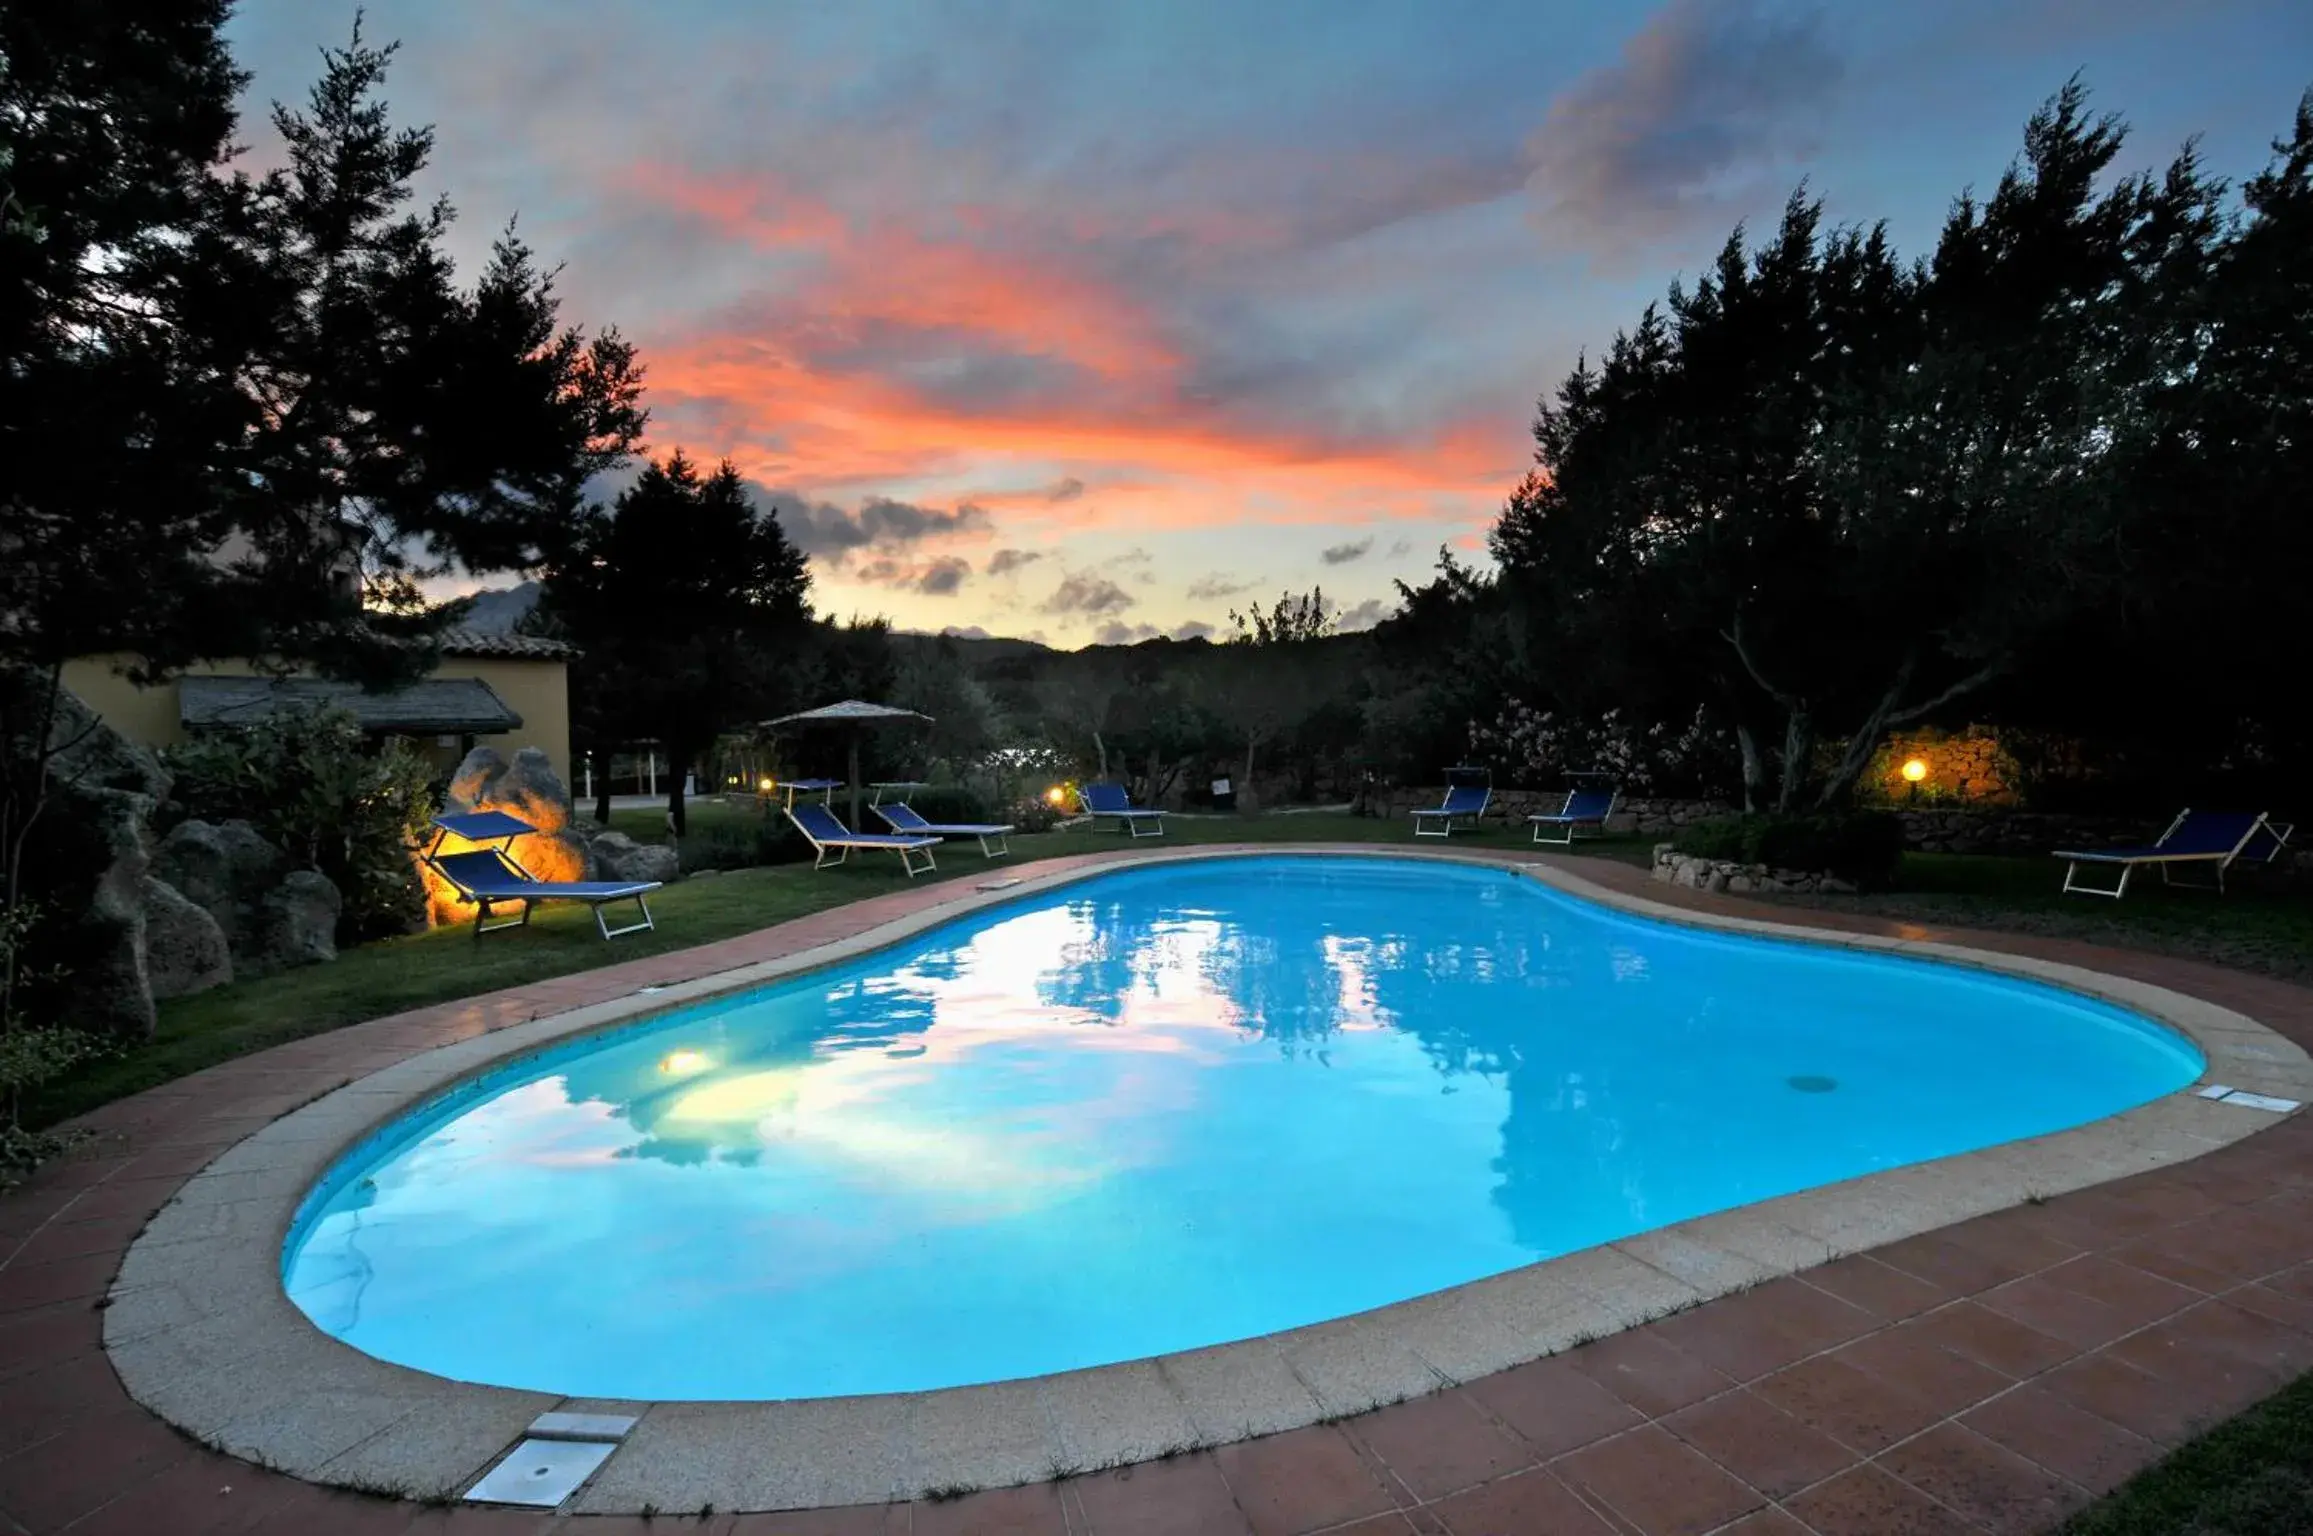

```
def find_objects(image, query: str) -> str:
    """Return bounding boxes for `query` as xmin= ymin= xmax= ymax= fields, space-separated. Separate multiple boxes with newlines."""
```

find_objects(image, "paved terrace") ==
xmin=3 ymin=849 xmax=2311 ymax=1536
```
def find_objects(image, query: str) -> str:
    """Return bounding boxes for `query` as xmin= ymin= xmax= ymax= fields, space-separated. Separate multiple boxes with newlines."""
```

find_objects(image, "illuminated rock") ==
xmin=429 ymin=746 xmax=589 ymax=926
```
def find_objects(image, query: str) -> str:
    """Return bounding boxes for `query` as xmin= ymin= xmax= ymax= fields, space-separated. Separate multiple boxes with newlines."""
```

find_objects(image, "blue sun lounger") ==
xmin=871 ymin=798 xmax=1015 ymax=858
xmin=1078 ymin=782 xmax=1166 ymax=838
xmin=422 ymin=810 xmax=662 ymax=938
xmin=1529 ymin=786 xmax=1621 ymax=845
xmin=2056 ymin=809 xmax=2292 ymax=898
xmin=786 ymin=801 xmax=941 ymax=876
xmin=1412 ymin=782 xmax=1490 ymax=839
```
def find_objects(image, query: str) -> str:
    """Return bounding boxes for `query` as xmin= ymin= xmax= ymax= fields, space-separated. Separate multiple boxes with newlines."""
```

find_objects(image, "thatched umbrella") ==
xmin=765 ymin=699 xmax=933 ymax=828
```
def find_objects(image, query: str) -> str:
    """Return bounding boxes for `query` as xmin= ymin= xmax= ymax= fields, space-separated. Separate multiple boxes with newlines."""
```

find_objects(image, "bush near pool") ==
xmin=1669 ymin=811 xmax=1907 ymax=889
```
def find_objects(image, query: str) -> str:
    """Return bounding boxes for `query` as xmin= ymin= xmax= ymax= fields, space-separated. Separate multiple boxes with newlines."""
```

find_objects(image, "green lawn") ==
xmin=2059 ymin=1367 xmax=2313 ymax=1535
xmin=1764 ymin=851 xmax=2313 ymax=984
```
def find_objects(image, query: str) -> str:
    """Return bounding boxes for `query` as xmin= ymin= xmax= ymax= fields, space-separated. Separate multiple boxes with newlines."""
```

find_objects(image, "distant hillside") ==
xmin=890 ymin=629 xmax=1055 ymax=664
xmin=458 ymin=581 xmax=541 ymax=634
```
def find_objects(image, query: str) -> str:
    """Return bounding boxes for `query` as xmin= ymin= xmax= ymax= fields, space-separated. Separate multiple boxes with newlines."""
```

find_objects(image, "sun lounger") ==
xmin=1529 ymin=786 xmax=1621 ymax=845
xmin=787 ymin=801 xmax=940 ymax=876
xmin=1412 ymin=782 xmax=1490 ymax=839
xmin=1078 ymin=782 xmax=1166 ymax=838
xmin=2056 ymin=809 xmax=2292 ymax=898
xmin=422 ymin=810 xmax=661 ymax=938
xmin=872 ymin=798 xmax=1014 ymax=858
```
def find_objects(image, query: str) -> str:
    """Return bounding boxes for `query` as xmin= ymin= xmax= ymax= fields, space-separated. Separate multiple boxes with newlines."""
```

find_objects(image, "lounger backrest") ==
xmin=1081 ymin=783 xmax=1133 ymax=814
xmin=433 ymin=809 xmax=539 ymax=843
xmin=789 ymin=802 xmax=858 ymax=843
xmin=878 ymin=802 xmax=935 ymax=833
xmin=2241 ymin=820 xmax=2293 ymax=865
xmin=1440 ymin=784 xmax=1490 ymax=816
xmin=2160 ymin=810 xmax=2264 ymax=857
xmin=429 ymin=847 xmax=527 ymax=893
xmin=1562 ymin=788 xmax=1618 ymax=821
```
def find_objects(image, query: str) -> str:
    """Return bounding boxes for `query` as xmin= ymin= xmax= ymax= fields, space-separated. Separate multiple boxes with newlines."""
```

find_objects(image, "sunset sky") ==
xmin=223 ymin=1 xmax=2309 ymax=647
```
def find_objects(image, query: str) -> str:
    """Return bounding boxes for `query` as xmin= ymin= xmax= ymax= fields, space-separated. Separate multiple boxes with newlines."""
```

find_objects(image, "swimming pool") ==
xmin=283 ymin=855 xmax=2201 ymax=1400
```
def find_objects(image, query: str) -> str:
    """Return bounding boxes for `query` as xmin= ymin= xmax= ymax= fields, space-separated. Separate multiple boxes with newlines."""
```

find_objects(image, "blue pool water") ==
xmin=284 ymin=856 xmax=2201 ymax=1400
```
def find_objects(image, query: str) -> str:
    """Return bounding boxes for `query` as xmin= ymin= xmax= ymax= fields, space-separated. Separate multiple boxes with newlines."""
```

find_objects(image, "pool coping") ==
xmin=98 ymin=845 xmax=2313 ymax=1515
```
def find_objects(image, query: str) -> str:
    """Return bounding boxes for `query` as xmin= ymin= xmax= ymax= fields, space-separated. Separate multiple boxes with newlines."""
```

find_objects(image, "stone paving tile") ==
xmin=2231 ymin=1276 xmax=2313 ymax=1334
xmin=0 ymin=1297 xmax=103 ymax=1386
xmin=1562 ymin=1331 xmax=1736 ymax=1419
xmin=0 ymin=1350 xmax=130 ymax=1458
xmin=1645 ymin=1278 xmax=1878 ymax=1384
xmin=1795 ymin=1256 xmax=1954 ymax=1323
xmin=1709 ymin=1511 xmax=1815 ymax=1536
xmin=1940 ymin=1205 xmax=2096 ymax=1273
xmin=58 ymin=1455 xmax=297 ymax=1536
xmin=910 ymin=1481 xmax=1071 ymax=1536
xmin=2103 ymin=1299 xmax=2313 ymax=1418
xmin=1552 ymin=1424 xmax=1766 ymax=1536
xmin=1895 ymin=1300 xmax=2078 ymax=1384
xmin=1459 ymin=1358 xmax=1645 ymax=1460
xmin=1869 ymin=1231 xmax=2044 ymax=1298
xmin=0 ymin=1405 xmax=198 ymax=1534
xmin=1424 ymin=1467 xmax=1619 ymax=1536
xmin=1782 ymin=1464 xmax=1979 ymax=1536
xmin=1875 ymin=1421 xmax=2091 ymax=1535
xmin=1210 ymin=1425 xmax=1399 ymax=1536
xmin=1752 ymin=1354 xmax=1949 ymax=1457
xmin=1659 ymin=1388 xmax=1854 ymax=1501
xmin=2038 ymin=1350 xmax=2222 ymax=1447
xmin=1346 ymin=1388 xmax=1536 ymax=1502
xmin=719 ymin=1504 xmax=910 ymax=1536
xmin=1068 ymin=1452 xmax=1255 ymax=1536
xmin=1826 ymin=1323 xmax=2013 ymax=1423
xmin=0 ymin=1248 xmax=121 ymax=1316
xmin=1977 ymin=1268 xmax=2182 ymax=1354
xmin=1960 ymin=1381 xmax=2160 ymax=1496
xmin=2 ymin=851 xmax=2311 ymax=1534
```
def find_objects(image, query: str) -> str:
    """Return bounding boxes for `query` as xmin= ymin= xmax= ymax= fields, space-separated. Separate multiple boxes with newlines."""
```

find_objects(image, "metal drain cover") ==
xmin=1787 ymin=1074 xmax=1838 ymax=1093
xmin=465 ymin=1437 xmax=617 ymax=1508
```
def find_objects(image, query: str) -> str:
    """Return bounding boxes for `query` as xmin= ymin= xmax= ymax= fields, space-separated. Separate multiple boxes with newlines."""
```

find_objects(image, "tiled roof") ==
xmin=435 ymin=628 xmax=576 ymax=661
xmin=179 ymin=676 xmax=524 ymax=735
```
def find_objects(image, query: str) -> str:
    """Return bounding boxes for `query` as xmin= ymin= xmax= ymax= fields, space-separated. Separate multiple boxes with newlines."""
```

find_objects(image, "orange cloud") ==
xmin=615 ymin=163 xmax=1524 ymax=531
xmin=632 ymin=165 xmax=1179 ymax=380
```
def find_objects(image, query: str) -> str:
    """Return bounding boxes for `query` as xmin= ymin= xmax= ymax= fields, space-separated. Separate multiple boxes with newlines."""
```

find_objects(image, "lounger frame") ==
xmin=422 ymin=819 xmax=658 ymax=940
xmin=1412 ymin=786 xmax=1490 ymax=839
xmin=786 ymin=805 xmax=940 ymax=877
xmin=1529 ymin=787 xmax=1622 ymax=846
xmin=871 ymin=789 xmax=1015 ymax=858
xmin=2056 ymin=810 xmax=2291 ymax=899
xmin=1079 ymin=785 xmax=1166 ymax=838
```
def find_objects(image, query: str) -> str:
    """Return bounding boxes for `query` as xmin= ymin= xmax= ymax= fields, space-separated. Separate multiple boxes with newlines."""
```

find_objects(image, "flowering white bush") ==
xmin=1467 ymin=705 xmax=1731 ymax=795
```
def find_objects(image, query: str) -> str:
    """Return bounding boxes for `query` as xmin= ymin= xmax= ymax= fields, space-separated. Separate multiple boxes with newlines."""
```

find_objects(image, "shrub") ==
xmin=0 ymin=901 xmax=111 ymax=1185
xmin=905 ymin=785 xmax=993 ymax=825
xmin=1468 ymin=704 xmax=1736 ymax=797
xmin=1006 ymin=794 xmax=1064 ymax=834
xmin=1670 ymin=811 xmax=1906 ymax=887
xmin=677 ymin=815 xmax=807 ymax=872
xmin=162 ymin=708 xmax=436 ymax=941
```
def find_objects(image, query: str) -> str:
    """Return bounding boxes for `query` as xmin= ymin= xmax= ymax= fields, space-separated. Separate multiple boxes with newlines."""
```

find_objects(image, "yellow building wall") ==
xmin=60 ymin=656 xmax=190 ymax=751
xmin=454 ymin=658 xmax=572 ymax=789
xmin=61 ymin=655 xmax=572 ymax=796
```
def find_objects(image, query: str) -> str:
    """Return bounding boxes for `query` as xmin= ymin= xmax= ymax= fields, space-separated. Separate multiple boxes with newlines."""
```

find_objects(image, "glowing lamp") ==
xmin=1044 ymin=786 xmax=1067 ymax=806
xmin=757 ymin=776 xmax=776 ymax=794
xmin=659 ymin=1049 xmax=712 ymax=1075
xmin=1901 ymin=758 xmax=1929 ymax=783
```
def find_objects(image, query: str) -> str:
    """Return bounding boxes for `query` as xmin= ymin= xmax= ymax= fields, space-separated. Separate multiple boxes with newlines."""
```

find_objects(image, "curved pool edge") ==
xmin=101 ymin=845 xmax=2313 ymax=1514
